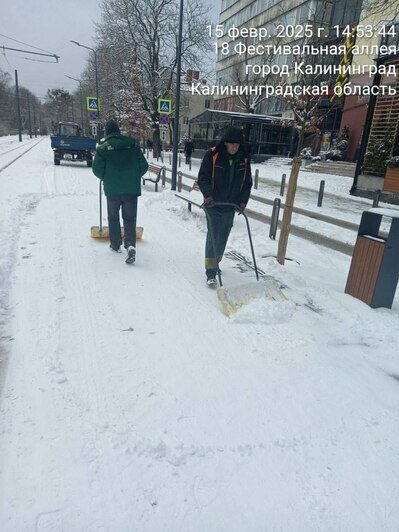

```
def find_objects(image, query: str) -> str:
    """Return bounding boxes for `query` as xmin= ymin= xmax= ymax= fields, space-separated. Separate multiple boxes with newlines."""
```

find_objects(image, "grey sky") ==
xmin=1 ymin=0 xmax=220 ymax=99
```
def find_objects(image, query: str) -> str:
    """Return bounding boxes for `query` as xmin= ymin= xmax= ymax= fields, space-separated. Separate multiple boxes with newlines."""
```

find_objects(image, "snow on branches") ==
xmin=115 ymin=65 xmax=151 ymax=140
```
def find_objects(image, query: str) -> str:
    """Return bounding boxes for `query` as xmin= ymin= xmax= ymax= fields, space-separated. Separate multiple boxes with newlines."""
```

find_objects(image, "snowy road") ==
xmin=1 ymin=138 xmax=399 ymax=531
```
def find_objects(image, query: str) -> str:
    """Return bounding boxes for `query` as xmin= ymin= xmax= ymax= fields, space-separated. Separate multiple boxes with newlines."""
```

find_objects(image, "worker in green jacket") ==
xmin=92 ymin=119 xmax=148 ymax=264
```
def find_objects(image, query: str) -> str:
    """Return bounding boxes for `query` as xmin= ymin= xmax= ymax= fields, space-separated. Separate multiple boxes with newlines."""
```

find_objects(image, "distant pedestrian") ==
xmin=92 ymin=119 xmax=148 ymax=264
xmin=184 ymin=138 xmax=195 ymax=164
xmin=198 ymin=126 xmax=252 ymax=286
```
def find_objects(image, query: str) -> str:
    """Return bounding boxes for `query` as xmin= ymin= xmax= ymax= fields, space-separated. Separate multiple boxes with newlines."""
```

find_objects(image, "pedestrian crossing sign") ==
xmin=86 ymin=97 xmax=101 ymax=111
xmin=158 ymin=99 xmax=171 ymax=114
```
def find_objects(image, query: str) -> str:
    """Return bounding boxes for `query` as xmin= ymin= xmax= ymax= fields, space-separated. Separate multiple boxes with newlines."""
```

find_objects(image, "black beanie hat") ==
xmin=105 ymin=119 xmax=120 ymax=136
xmin=221 ymin=126 xmax=244 ymax=144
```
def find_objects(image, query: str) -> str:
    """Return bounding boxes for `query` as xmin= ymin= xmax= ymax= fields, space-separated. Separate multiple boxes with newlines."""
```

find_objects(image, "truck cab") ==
xmin=59 ymin=122 xmax=81 ymax=137
xmin=51 ymin=121 xmax=96 ymax=167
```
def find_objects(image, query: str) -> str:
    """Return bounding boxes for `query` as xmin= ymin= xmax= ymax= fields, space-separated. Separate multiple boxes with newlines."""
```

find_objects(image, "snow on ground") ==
xmin=153 ymin=153 xmax=398 ymax=246
xmin=0 ymin=135 xmax=42 ymax=171
xmin=175 ymin=153 xmax=369 ymax=201
xmin=0 ymin=138 xmax=399 ymax=531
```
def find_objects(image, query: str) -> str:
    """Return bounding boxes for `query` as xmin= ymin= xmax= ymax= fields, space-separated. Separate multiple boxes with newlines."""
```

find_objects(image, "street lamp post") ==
xmin=171 ymin=0 xmax=184 ymax=191
xmin=70 ymin=40 xmax=100 ymax=141
xmin=65 ymin=74 xmax=85 ymax=134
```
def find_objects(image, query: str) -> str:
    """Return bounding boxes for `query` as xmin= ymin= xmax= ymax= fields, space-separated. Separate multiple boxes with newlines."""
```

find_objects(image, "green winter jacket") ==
xmin=92 ymin=133 xmax=149 ymax=197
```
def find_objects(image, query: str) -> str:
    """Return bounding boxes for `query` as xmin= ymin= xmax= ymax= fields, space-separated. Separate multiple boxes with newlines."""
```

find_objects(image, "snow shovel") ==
xmin=91 ymin=180 xmax=143 ymax=239
xmin=202 ymin=202 xmax=286 ymax=317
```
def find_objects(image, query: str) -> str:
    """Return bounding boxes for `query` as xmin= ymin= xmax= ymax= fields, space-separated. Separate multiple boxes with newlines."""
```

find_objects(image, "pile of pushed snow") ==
xmin=230 ymin=297 xmax=296 ymax=324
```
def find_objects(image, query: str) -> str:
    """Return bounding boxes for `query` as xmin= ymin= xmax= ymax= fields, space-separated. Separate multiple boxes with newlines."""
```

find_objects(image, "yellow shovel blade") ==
xmin=90 ymin=226 xmax=144 ymax=240
xmin=217 ymin=278 xmax=287 ymax=317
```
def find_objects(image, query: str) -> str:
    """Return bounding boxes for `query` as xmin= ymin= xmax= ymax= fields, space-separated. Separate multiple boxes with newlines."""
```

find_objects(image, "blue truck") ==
xmin=50 ymin=122 xmax=96 ymax=166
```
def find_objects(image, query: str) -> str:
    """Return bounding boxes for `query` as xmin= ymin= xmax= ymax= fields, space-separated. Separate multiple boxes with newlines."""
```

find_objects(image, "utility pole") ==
xmin=33 ymin=104 xmax=37 ymax=137
xmin=65 ymin=75 xmax=85 ymax=134
xmin=14 ymin=70 xmax=22 ymax=142
xmin=171 ymin=0 xmax=184 ymax=191
xmin=70 ymin=41 xmax=100 ymax=142
xmin=27 ymin=93 xmax=32 ymax=138
xmin=3 ymin=48 xmax=58 ymax=140
xmin=94 ymin=51 xmax=99 ymax=140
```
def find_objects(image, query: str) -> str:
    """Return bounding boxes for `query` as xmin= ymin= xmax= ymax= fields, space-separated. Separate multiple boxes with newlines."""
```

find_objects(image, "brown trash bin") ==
xmin=345 ymin=208 xmax=399 ymax=309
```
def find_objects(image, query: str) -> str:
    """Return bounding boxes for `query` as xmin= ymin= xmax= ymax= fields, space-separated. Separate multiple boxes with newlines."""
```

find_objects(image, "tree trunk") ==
xmin=296 ymin=121 xmax=306 ymax=157
xmin=152 ymin=127 xmax=161 ymax=158
xmin=276 ymin=156 xmax=302 ymax=265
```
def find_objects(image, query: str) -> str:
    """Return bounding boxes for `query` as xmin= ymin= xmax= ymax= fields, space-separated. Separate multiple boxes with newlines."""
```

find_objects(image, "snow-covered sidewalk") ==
xmin=0 ymin=138 xmax=399 ymax=531
xmin=154 ymin=153 xmax=398 ymax=245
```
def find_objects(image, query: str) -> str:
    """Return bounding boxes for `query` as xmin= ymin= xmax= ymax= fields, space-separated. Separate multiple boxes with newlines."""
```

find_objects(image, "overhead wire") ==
xmin=1 ymin=50 xmax=13 ymax=70
xmin=0 ymin=33 xmax=57 ymax=55
xmin=22 ymin=57 xmax=61 ymax=63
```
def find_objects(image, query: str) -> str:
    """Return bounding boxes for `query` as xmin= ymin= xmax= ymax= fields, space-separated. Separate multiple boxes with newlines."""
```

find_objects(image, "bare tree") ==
xmin=0 ymin=69 xmax=15 ymax=135
xmin=45 ymin=88 xmax=74 ymax=127
xmin=92 ymin=0 xmax=211 ymax=155
xmin=114 ymin=64 xmax=152 ymax=141
xmin=363 ymin=0 xmax=399 ymax=21
xmin=230 ymin=42 xmax=279 ymax=117
xmin=275 ymin=0 xmax=346 ymax=264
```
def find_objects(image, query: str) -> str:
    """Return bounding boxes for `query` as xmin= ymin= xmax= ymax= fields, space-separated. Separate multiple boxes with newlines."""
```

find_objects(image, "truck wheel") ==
xmin=87 ymin=160 xmax=92 ymax=167
xmin=54 ymin=157 xmax=60 ymax=166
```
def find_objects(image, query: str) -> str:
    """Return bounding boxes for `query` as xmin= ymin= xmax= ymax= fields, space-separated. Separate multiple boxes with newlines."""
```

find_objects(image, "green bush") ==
xmin=387 ymin=156 xmax=399 ymax=168
xmin=363 ymin=129 xmax=394 ymax=176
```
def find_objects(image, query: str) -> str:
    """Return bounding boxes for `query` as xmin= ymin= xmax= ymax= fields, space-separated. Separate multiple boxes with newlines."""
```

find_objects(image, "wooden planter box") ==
xmin=383 ymin=167 xmax=399 ymax=193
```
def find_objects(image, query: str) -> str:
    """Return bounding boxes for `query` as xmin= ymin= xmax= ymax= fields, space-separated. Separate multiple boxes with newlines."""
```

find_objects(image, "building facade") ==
xmin=352 ymin=21 xmax=399 ymax=199
xmin=215 ymin=0 xmax=363 ymax=149
xmin=339 ymin=7 xmax=399 ymax=162
xmin=189 ymin=109 xmax=293 ymax=159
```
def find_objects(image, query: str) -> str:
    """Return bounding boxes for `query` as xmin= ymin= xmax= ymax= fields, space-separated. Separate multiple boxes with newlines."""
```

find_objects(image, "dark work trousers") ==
xmin=106 ymin=194 xmax=138 ymax=250
xmin=204 ymin=207 xmax=235 ymax=278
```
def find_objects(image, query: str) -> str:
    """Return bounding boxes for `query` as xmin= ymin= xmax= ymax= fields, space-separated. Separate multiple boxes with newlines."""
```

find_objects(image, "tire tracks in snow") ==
xmin=0 ymin=195 xmax=42 ymax=395
xmin=41 ymin=160 xmax=95 ymax=197
xmin=0 ymin=193 xmax=130 ymax=528
xmin=2 ymin=153 xmax=95 ymax=378
xmin=54 ymin=199 xmax=126 ymax=522
xmin=0 ymin=195 xmax=66 ymax=528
